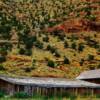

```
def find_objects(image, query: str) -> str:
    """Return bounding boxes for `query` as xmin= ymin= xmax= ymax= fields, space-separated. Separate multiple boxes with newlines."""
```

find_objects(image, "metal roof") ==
xmin=0 ymin=75 xmax=100 ymax=88
xmin=76 ymin=69 xmax=100 ymax=80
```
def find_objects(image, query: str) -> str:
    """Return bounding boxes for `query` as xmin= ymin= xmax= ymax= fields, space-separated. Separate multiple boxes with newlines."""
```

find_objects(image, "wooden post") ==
xmin=17 ymin=85 xmax=19 ymax=92
xmin=54 ymin=88 xmax=56 ymax=96
xmin=60 ymin=88 xmax=63 ymax=97
xmin=91 ymin=88 xmax=94 ymax=97
xmin=8 ymin=84 xmax=14 ymax=96
xmin=75 ymin=88 xmax=78 ymax=95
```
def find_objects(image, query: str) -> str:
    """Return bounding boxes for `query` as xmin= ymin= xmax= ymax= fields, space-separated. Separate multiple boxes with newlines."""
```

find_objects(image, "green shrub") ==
xmin=0 ymin=64 xmax=5 ymax=70
xmin=47 ymin=60 xmax=55 ymax=68
xmin=78 ymin=43 xmax=85 ymax=52
xmin=82 ymin=92 xmax=92 ymax=97
xmin=64 ymin=41 xmax=69 ymax=48
xmin=46 ymin=45 xmax=51 ymax=51
xmin=0 ymin=56 xmax=6 ymax=63
xmin=58 ymin=34 xmax=65 ymax=41
xmin=0 ymin=47 xmax=8 ymax=56
xmin=50 ymin=47 xmax=57 ymax=54
xmin=0 ymin=90 xmax=5 ymax=98
xmin=32 ymin=59 xmax=36 ymax=69
xmin=70 ymin=34 xmax=79 ymax=41
xmin=96 ymin=94 xmax=100 ymax=98
xmin=24 ymin=67 xmax=32 ymax=72
xmin=19 ymin=48 xmax=25 ymax=55
xmin=79 ymin=59 xmax=84 ymax=66
xmin=70 ymin=94 xmax=77 ymax=100
xmin=87 ymin=54 xmax=94 ymax=61
xmin=63 ymin=92 xmax=77 ymax=100
xmin=35 ymin=41 xmax=44 ymax=49
xmin=86 ymin=14 xmax=96 ymax=21
xmin=25 ymin=49 xmax=32 ymax=56
xmin=71 ymin=42 xmax=77 ymax=50
xmin=64 ymin=57 xmax=70 ymax=64
xmin=43 ymin=36 xmax=49 ymax=42
xmin=14 ymin=92 xmax=30 ymax=98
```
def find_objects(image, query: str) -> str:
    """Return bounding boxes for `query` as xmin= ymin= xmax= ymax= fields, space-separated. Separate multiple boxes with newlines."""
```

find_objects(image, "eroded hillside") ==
xmin=0 ymin=0 xmax=100 ymax=78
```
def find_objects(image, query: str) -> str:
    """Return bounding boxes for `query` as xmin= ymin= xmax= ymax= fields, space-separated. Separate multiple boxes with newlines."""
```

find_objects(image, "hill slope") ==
xmin=0 ymin=0 xmax=100 ymax=78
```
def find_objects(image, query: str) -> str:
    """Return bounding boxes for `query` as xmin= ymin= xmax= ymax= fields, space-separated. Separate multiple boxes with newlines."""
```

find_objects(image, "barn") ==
xmin=0 ymin=74 xmax=100 ymax=96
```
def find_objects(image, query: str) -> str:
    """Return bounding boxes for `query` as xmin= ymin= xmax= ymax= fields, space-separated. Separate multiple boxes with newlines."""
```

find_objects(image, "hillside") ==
xmin=0 ymin=0 xmax=100 ymax=78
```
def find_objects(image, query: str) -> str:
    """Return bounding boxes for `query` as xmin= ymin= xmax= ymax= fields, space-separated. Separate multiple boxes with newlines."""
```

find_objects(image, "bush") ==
xmin=24 ymin=67 xmax=32 ymax=72
xmin=25 ymin=49 xmax=32 ymax=56
xmin=14 ymin=92 xmax=30 ymax=98
xmin=79 ymin=59 xmax=84 ymax=66
xmin=86 ymin=14 xmax=96 ymax=21
xmin=0 ymin=56 xmax=6 ymax=63
xmin=78 ymin=43 xmax=85 ymax=52
xmin=71 ymin=42 xmax=77 ymax=50
xmin=64 ymin=41 xmax=69 ymax=48
xmin=43 ymin=36 xmax=49 ymax=42
xmin=64 ymin=57 xmax=70 ymax=64
xmin=54 ymin=50 xmax=61 ymax=58
xmin=50 ymin=47 xmax=57 ymax=54
xmin=35 ymin=41 xmax=44 ymax=49
xmin=19 ymin=48 xmax=32 ymax=56
xmin=0 ymin=48 xmax=8 ymax=56
xmin=96 ymin=94 xmax=100 ymax=98
xmin=87 ymin=54 xmax=94 ymax=61
xmin=58 ymin=34 xmax=65 ymax=41
xmin=0 ymin=64 xmax=5 ymax=70
xmin=4 ymin=43 xmax=12 ymax=51
xmin=31 ymin=59 xmax=36 ymax=69
xmin=19 ymin=48 xmax=25 ymax=55
xmin=0 ymin=90 xmax=5 ymax=98
xmin=71 ymin=34 xmax=79 ymax=41
xmin=47 ymin=60 xmax=55 ymax=68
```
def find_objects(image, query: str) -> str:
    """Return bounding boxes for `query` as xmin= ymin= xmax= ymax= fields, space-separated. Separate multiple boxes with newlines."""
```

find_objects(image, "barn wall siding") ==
xmin=0 ymin=79 xmax=100 ymax=95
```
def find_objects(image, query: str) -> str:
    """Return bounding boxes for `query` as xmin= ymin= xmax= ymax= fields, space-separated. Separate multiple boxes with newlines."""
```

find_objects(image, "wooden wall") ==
xmin=0 ymin=79 xmax=14 ymax=95
xmin=0 ymin=79 xmax=100 ymax=96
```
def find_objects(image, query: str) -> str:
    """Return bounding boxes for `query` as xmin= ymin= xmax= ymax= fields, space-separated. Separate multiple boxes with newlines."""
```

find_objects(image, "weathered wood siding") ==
xmin=0 ymin=79 xmax=14 ymax=95
xmin=0 ymin=79 xmax=100 ymax=96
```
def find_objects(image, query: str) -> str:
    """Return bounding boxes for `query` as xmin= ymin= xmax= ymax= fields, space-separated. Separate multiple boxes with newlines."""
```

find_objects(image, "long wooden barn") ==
xmin=0 ymin=74 xmax=100 ymax=96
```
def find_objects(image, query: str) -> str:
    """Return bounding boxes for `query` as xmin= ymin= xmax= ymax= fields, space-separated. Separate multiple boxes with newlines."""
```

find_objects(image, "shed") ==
xmin=76 ymin=69 xmax=100 ymax=84
xmin=0 ymin=75 xmax=100 ymax=95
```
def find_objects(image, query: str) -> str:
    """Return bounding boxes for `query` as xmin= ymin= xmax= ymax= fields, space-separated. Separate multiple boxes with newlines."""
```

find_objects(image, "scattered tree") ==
xmin=47 ymin=60 xmax=55 ymax=68
xmin=64 ymin=56 xmax=70 ymax=64
xmin=87 ymin=54 xmax=94 ymax=61
xmin=0 ymin=56 xmax=6 ymax=63
xmin=71 ymin=42 xmax=77 ymax=50
xmin=78 ymin=43 xmax=85 ymax=52
xmin=64 ymin=41 xmax=69 ymax=48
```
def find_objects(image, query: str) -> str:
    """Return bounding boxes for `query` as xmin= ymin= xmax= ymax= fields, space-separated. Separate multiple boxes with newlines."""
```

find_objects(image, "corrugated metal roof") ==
xmin=77 ymin=69 xmax=100 ymax=80
xmin=0 ymin=75 xmax=100 ymax=88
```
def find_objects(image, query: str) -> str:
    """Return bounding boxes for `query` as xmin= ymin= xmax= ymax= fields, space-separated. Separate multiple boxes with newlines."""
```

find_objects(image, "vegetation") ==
xmin=0 ymin=56 xmax=6 ymax=63
xmin=0 ymin=90 xmax=5 ymax=98
xmin=1 ymin=92 xmax=100 ymax=100
xmin=13 ymin=92 xmax=30 ymax=98
xmin=0 ymin=0 xmax=99 ymax=78
xmin=47 ymin=60 xmax=55 ymax=68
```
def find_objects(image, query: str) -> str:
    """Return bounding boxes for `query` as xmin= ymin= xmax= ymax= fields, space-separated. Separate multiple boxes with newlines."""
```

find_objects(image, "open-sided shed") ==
xmin=0 ymin=74 xmax=100 ymax=95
